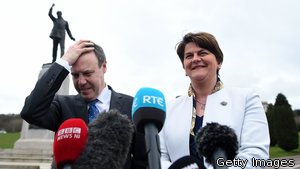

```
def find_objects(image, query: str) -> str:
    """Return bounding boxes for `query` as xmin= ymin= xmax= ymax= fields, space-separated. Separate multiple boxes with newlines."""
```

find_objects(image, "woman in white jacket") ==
xmin=159 ymin=32 xmax=269 ymax=169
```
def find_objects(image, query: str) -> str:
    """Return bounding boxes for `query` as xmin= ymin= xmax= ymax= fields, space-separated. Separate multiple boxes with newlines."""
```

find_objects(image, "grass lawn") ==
xmin=0 ymin=132 xmax=20 ymax=149
xmin=1 ymin=132 xmax=300 ymax=159
xmin=270 ymin=145 xmax=300 ymax=158
xmin=269 ymin=133 xmax=300 ymax=158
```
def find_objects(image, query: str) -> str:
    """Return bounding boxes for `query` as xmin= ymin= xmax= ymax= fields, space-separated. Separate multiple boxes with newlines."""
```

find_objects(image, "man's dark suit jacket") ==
xmin=20 ymin=63 xmax=147 ymax=169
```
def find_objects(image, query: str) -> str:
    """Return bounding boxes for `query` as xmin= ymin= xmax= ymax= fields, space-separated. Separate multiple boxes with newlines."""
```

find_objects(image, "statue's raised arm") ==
xmin=48 ymin=3 xmax=75 ymax=63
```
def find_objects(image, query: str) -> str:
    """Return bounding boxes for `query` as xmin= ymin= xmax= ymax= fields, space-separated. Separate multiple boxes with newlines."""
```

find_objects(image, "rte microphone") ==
xmin=132 ymin=87 xmax=166 ymax=169
xmin=195 ymin=122 xmax=238 ymax=169
xmin=73 ymin=109 xmax=134 ymax=169
xmin=53 ymin=118 xmax=88 ymax=169
xmin=168 ymin=155 xmax=201 ymax=169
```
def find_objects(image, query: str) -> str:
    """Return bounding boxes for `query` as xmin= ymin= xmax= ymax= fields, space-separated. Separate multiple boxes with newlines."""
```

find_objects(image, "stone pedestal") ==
xmin=14 ymin=63 xmax=70 ymax=150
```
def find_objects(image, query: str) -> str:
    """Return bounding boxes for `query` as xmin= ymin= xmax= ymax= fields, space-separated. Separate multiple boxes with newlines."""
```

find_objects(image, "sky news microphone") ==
xmin=73 ymin=109 xmax=134 ymax=169
xmin=132 ymin=87 xmax=166 ymax=169
xmin=168 ymin=155 xmax=201 ymax=169
xmin=53 ymin=118 xmax=88 ymax=169
xmin=195 ymin=122 xmax=238 ymax=169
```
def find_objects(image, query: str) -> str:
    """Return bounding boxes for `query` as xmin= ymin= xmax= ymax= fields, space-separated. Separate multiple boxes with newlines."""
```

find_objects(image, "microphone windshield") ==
xmin=132 ymin=87 xmax=166 ymax=133
xmin=169 ymin=155 xmax=201 ymax=169
xmin=53 ymin=118 xmax=88 ymax=169
xmin=195 ymin=122 xmax=238 ymax=164
xmin=73 ymin=109 xmax=134 ymax=169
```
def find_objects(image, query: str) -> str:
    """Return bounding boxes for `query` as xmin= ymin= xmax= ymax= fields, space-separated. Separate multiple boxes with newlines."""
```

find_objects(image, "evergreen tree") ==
xmin=294 ymin=109 xmax=300 ymax=131
xmin=0 ymin=114 xmax=22 ymax=132
xmin=274 ymin=93 xmax=298 ymax=151
xmin=266 ymin=104 xmax=277 ymax=146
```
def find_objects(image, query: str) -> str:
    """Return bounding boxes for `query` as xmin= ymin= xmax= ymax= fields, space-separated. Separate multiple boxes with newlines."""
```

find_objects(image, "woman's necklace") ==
xmin=195 ymin=99 xmax=206 ymax=110
xmin=189 ymin=80 xmax=224 ymax=136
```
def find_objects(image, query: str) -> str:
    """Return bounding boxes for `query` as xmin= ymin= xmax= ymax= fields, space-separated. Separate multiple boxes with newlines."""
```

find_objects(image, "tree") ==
xmin=0 ymin=114 xmax=22 ymax=132
xmin=266 ymin=104 xmax=277 ymax=146
xmin=274 ymin=93 xmax=298 ymax=151
xmin=294 ymin=109 xmax=300 ymax=130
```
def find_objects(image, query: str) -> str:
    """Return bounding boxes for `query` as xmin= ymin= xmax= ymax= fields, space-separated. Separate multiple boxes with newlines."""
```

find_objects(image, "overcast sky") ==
xmin=0 ymin=0 xmax=299 ymax=114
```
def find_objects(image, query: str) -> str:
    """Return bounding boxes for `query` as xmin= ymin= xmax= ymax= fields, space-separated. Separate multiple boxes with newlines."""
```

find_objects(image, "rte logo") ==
xmin=143 ymin=95 xmax=164 ymax=107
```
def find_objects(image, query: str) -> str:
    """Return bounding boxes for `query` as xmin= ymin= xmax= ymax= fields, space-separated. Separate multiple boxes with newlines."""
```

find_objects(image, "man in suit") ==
xmin=49 ymin=3 xmax=75 ymax=63
xmin=20 ymin=40 xmax=147 ymax=169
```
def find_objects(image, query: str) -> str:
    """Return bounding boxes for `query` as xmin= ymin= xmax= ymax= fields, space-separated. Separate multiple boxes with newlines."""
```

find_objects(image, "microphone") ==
xmin=73 ymin=109 xmax=134 ymax=169
xmin=195 ymin=122 xmax=238 ymax=169
xmin=168 ymin=155 xmax=201 ymax=169
xmin=132 ymin=87 xmax=166 ymax=169
xmin=53 ymin=118 xmax=88 ymax=169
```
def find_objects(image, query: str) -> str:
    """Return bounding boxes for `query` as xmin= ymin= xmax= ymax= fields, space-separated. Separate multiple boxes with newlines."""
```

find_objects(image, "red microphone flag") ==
xmin=53 ymin=118 xmax=88 ymax=169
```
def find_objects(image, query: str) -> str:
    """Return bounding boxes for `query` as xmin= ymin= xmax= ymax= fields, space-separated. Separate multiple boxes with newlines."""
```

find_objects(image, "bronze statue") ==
xmin=49 ymin=3 xmax=75 ymax=63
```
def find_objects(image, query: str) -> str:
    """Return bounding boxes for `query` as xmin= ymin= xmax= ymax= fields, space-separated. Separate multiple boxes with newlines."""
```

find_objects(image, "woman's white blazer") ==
xmin=159 ymin=87 xmax=270 ymax=169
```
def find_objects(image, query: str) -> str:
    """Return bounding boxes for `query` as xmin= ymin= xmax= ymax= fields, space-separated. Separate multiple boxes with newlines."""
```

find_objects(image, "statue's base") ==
xmin=0 ymin=63 xmax=70 ymax=167
xmin=14 ymin=121 xmax=54 ymax=150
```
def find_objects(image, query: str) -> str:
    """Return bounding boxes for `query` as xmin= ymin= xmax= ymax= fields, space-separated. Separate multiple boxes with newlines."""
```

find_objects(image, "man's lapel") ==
xmin=109 ymin=89 xmax=122 ymax=111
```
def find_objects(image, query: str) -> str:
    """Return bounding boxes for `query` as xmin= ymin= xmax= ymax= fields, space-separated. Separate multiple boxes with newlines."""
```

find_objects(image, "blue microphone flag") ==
xmin=132 ymin=87 xmax=166 ymax=119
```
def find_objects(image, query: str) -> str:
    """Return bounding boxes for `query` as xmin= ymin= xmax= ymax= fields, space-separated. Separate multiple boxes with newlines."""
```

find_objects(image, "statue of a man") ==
xmin=49 ymin=3 xmax=75 ymax=63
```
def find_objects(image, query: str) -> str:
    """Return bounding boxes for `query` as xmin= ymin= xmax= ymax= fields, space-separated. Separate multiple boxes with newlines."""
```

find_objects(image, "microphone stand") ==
xmin=212 ymin=148 xmax=228 ymax=169
xmin=62 ymin=164 xmax=72 ymax=169
xmin=144 ymin=123 xmax=161 ymax=169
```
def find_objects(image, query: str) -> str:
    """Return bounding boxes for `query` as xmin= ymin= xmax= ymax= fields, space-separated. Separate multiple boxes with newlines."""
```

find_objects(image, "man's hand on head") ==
xmin=62 ymin=40 xmax=94 ymax=65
